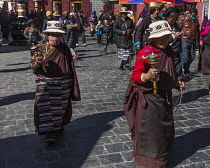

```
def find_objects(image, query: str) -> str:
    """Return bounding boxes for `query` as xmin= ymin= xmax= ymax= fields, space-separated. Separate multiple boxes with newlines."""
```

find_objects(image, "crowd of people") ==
xmin=1 ymin=2 xmax=210 ymax=167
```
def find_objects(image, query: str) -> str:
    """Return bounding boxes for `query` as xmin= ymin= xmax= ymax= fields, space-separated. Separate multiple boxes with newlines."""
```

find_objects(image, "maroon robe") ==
xmin=124 ymin=45 xmax=178 ymax=168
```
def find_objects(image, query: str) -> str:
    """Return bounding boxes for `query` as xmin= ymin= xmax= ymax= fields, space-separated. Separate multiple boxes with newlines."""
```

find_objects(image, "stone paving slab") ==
xmin=0 ymin=34 xmax=210 ymax=168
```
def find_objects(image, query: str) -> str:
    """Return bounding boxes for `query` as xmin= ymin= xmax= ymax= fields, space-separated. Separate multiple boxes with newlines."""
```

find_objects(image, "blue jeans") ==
xmin=181 ymin=41 xmax=196 ymax=74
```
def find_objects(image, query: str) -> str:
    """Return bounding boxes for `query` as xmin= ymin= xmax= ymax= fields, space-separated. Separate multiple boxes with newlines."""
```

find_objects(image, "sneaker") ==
xmin=72 ymin=55 xmax=78 ymax=60
xmin=76 ymin=44 xmax=79 ymax=46
xmin=185 ymin=73 xmax=190 ymax=78
xmin=82 ymin=43 xmax=86 ymax=46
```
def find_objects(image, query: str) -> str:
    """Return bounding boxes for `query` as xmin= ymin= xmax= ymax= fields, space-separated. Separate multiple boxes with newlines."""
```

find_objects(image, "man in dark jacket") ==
xmin=134 ymin=1 xmax=164 ymax=50
xmin=113 ymin=7 xmax=135 ymax=70
xmin=177 ymin=8 xmax=200 ymax=78
xmin=74 ymin=11 xmax=86 ymax=46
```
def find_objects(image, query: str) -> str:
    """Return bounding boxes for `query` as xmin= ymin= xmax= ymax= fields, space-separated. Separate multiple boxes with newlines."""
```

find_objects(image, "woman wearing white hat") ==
xmin=30 ymin=21 xmax=81 ymax=144
xmin=124 ymin=20 xmax=185 ymax=168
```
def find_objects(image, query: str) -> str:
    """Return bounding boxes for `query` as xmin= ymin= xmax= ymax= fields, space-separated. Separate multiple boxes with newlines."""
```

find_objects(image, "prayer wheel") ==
xmin=17 ymin=4 xmax=26 ymax=17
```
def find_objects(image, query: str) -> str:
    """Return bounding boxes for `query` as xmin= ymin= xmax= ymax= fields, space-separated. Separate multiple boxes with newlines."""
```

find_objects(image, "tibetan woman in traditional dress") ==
xmin=124 ymin=20 xmax=185 ymax=168
xmin=113 ymin=7 xmax=135 ymax=70
xmin=30 ymin=21 xmax=81 ymax=143
xmin=199 ymin=20 xmax=210 ymax=75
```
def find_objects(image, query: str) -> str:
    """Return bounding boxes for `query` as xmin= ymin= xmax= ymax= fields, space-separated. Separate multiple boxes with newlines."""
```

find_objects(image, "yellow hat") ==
xmin=46 ymin=11 xmax=52 ymax=17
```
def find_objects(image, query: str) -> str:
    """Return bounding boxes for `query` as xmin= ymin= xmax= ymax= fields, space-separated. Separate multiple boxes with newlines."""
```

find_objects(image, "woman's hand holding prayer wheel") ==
xmin=141 ymin=68 xmax=158 ymax=82
xmin=36 ymin=56 xmax=44 ymax=65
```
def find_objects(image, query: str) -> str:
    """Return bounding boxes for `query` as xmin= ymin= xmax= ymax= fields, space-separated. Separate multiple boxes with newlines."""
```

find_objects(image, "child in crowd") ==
xmin=100 ymin=18 xmax=112 ymax=55
xmin=96 ymin=21 xmax=102 ymax=46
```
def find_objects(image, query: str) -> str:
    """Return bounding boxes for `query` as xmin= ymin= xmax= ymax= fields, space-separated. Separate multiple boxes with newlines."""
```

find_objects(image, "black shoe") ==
xmin=46 ymin=131 xmax=56 ymax=144
xmin=59 ymin=126 xmax=64 ymax=133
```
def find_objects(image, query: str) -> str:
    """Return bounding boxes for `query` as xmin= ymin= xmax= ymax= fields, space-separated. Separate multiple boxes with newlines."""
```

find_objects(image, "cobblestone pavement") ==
xmin=0 ymin=33 xmax=210 ymax=168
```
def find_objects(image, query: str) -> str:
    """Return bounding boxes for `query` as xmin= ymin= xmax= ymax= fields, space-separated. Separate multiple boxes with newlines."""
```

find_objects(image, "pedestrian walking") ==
xmin=89 ymin=11 xmax=97 ymax=36
xmin=23 ymin=19 xmax=44 ymax=46
xmin=30 ymin=21 xmax=81 ymax=144
xmin=53 ymin=11 xmax=61 ymax=21
xmin=96 ymin=21 xmax=102 ymax=46
xmin=164 ymin=7 xmax=183 ymax=76
xmin=42 ymin=11 xmax=53 ymax=31
xmin=177 ymin=8 xmax=200 ymax=78
xmin=124 ymin=20 xmax=185 ymax=168
xmin=134 ymin=1 xmax=164 ymax=50
xmin=113 ymin=7 xmax=135 ymax=70
xmin=66 ymin=19 xmax=79 ymax=59
xmin=101 ymin=18 xmax=113 ymax=55
xmin=59 ymin=11 xmax=70 ymax=43
xmin=74 ymin=11 xmax=86 ymax=46
xmin=0 ymin=12 xmax=10 ymax=40
xmin=199 ymin=20 xmax=210 ymax=75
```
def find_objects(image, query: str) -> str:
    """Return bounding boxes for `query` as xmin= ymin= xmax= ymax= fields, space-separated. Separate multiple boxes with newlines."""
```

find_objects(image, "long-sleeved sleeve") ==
xmin=23 ymin=29 xmax=28 ymax=39
xmin=134 ymin=16 xmax=151 ymax=45
xmin=113 ymin=18 xmax=123 ymax=35
xmin=131 ymin=51 xmax=150 ymax=84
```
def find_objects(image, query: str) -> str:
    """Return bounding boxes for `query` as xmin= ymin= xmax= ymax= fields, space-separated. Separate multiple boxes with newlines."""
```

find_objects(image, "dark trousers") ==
xmin=76 ymin=29 xmax=86 ymax=44
xmin=97 ymin=35 xmax=101 ymax=44
xmin=181 ymin=41 xmax=196 ymax=74
xmin=174 ymin=53 xmax=183 ymax=77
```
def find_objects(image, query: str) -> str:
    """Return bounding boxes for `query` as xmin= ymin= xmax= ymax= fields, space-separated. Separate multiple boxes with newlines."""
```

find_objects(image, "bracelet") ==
xmin=141 ymin=73 xmax=147 ymax=83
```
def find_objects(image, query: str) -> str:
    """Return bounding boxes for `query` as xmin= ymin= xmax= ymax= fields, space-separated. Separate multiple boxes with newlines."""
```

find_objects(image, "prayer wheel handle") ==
xmin=147 ymin=52 xmax=159 ymax=94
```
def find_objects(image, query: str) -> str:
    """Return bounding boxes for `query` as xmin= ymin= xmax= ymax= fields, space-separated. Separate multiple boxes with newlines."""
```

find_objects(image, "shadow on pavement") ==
xmin=6 ymin=62 xmax=29 ymax=66
xmin=0 ymin=44 xmax=29 ymax=53
xmin=75 ymin=49 xmax=98 ymax=53
xmin=0 ymin=92 xmax=34 ymax=106
xmin=0 ymin=111 xmax=124 ymax=168
xmin=173 ymin=88 xmax=209 ymax=104
xmin=181 ymin=88 xmax=209 ymax=103
xmin=0 ymin=67 xmax=31 ymax=73
xmin=168 ymin=128 xmax=210 ymax=167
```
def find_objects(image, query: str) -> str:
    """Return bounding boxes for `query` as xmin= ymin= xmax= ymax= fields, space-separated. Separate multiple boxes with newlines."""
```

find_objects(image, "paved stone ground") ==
xmin=0 ymin=33 xmax=210 ymax=168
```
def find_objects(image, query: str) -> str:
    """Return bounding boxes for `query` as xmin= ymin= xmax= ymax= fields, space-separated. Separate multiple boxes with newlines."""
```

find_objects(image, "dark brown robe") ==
xmin=32 ymin=42 xmax=81 ymax=135
xmin=124 ymin=45 xmax=178 ymax=168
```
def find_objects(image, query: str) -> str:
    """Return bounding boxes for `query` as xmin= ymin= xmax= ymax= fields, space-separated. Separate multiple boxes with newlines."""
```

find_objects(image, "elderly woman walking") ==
xmin=113 ymin=7 xmax=135 ymax=70
xmin=124 ymin=20 xmax=184 ymax=168
xmin=30 ymin=21 xmax=81 ymax=144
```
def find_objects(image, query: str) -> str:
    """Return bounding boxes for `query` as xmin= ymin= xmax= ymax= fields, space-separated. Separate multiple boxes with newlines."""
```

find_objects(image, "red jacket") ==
xmin=132 ymin=45 xmax=161 ymax=84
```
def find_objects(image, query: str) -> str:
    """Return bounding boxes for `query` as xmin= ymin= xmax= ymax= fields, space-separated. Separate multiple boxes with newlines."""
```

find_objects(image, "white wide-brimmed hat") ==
xmin=148 ymin=20 xmax=172 ymax=39
xmin=43 ymin=21 xmax=66 ymax=34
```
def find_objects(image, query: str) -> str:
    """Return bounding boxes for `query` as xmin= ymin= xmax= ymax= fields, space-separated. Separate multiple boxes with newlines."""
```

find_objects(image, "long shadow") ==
xmin=168 ymin=128 xmax=210 ymax=167
xmin=0 ymin=111 xmax=124 ymax=168
xmin=0 ymin=67 xmax=31 ymax=73
xmin=75 ymin=49 xmax=98 ymax=53
xmin=173 ymin=88 xmax=209 ymax=104
xmin=79 ymin=54 xmax=104 ymax=59
xmin=0 ymin=92 xmax=34 ymax=106
xmin=0 ymin=44 xmax=29 ymax=53
xmin=6 ymin=62 xmax=29 ymax=66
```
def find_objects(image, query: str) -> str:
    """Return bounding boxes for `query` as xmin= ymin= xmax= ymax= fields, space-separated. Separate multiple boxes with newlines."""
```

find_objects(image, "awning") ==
xmin=127 ymin=0 xmax=144 ymax=3
xmin=120 ymin=0 xmax=175 ymax=3
xmin=144 ymin=0 xmax=174 ymax=2
xmin=119 ymin=0 xmax=143 ymax=3
xmin=175 ymin=0 xmax=195 ymax=2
